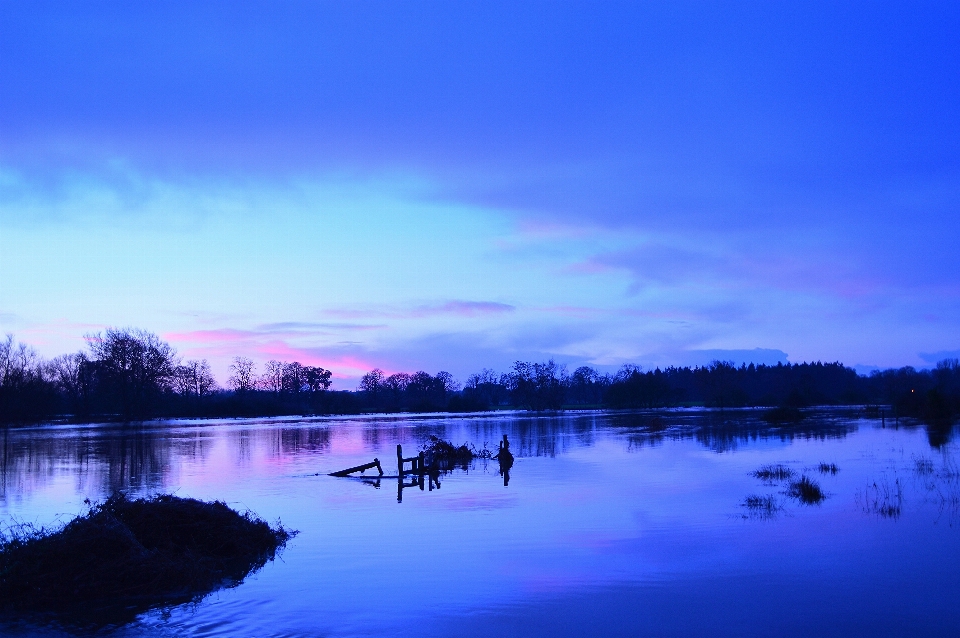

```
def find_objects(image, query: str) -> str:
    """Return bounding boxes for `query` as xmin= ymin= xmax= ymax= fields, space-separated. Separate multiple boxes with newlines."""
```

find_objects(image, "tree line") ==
xmin=1 ymin=328 xmax=958 ymax=427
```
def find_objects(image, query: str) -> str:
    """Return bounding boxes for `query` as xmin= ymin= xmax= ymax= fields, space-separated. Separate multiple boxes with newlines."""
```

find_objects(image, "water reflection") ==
xmin=1 ymin=410 xmax=959 ymax=637
xmin=0 ymin=411 xmax=954 ymax=508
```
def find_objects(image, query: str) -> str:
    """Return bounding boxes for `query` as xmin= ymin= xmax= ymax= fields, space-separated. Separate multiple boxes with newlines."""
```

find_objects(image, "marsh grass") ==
xmin=0 ymin=493 xmax=293 ymax=626
xmin=861 ymin=477 xmax=903 ymax=519
xmin=752 ymin=465 xmax=794 ymax=482
xmin=817 ymin=463 xmax=839 ymax=475
xmin=787 ymin=475 xmax=826 ymax=505
xmin=741 ymin=495 xmax=782 ymax=519
xmin=915 ymin=457 xmax=935 ymax=475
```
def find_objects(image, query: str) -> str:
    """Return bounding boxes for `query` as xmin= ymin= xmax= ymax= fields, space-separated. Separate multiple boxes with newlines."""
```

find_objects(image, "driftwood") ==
xmin=328 ymin=458 xmax=383 ymax=477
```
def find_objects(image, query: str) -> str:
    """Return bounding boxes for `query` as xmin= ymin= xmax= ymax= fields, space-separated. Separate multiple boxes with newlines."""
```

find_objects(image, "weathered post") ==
xmin=397 ymin=444 xmax=403 ymax=475
xmin=418 ymin=451 xmax=425 ymax=474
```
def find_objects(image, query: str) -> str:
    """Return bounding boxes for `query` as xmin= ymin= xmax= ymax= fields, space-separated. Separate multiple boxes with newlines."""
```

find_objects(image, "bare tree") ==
xmin=435 ymin=371 xmax=460 ymax=393
xmin=282 ymin=362 xmax=305 ymax=394
xmin=174 ymin=359 xmax=218 ymax=397
xmin=48 ymin=352 xmax=92 ymax=406
xmin=228 ymin=357 xmax=257 ymax=393
xmin=0 ymin=335 xmax=57 ymax=423
xmin=261 ymin=360 xmax=284 ymax=394
xmin=0 ymin=334 xmax=44 ymax=387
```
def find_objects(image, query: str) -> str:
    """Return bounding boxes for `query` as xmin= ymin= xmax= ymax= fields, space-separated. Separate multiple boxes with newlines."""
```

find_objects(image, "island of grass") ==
xmin=0 ymin=493 xmax=293 ymax=626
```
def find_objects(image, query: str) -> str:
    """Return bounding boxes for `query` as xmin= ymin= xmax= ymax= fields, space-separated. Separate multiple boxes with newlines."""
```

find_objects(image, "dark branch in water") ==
xmin=0 ymin=493 xmax=293 ymax=627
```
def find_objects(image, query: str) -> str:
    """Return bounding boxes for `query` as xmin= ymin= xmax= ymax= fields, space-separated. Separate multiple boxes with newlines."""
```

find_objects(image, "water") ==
xmin=1 ymin=409 xmax=959 ymax=637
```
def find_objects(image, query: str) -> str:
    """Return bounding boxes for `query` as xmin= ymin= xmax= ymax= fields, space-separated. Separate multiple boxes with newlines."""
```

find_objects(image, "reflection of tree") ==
xmin=0 ymin=411 xmax=866 ymax=510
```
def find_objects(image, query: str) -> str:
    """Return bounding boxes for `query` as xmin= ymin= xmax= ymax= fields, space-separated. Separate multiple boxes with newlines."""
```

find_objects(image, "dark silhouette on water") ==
xmin=329 ymin=436 xmax=515 ymax=499
xmin=497 ymin=434 xmax=514 ymax=487
xmin=0 ymin=493 xmax=292 ymax=628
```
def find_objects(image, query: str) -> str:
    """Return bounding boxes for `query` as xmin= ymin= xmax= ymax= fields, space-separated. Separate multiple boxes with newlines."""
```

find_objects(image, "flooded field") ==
xmin=1 ymin=409 xmax=958 ymax=637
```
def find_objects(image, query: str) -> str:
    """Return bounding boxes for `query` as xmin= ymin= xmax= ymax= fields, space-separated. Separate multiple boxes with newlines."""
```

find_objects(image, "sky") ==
xmin=1 ymin=1 xmax=959 ymax=388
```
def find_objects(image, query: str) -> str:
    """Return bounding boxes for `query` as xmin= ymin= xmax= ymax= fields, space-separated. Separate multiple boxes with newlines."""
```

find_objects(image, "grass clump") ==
xmin=818 ymin=463 xmax=839 ymax=475
xmin=0 ymin=493 xmax=293 ymax=626
xmin=787 ymin=475 xmax=826 ymax=505
xmin=752 ymin=464 xmax=794 ymax=482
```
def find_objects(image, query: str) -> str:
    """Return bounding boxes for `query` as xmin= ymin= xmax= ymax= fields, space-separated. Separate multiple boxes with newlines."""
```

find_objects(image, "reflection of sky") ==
xmin=2 ymin=2 xmax=960 ymax=386
xmin=1 ymin=412 xmax=958 ymax=636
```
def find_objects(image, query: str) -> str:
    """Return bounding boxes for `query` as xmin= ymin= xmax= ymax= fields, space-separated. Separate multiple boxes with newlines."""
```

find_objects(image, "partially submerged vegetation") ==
xmin=421 ymin=436 xmax=477 ymax=469
xmin=787 ymin=475 xmax=826 ymax=505
xmin=741 ymin=495 xmax=782 ymax=519
xmin=744 ymin=463 xmax=831 ymax=515
xmin=861 ymin=477 xmax=904 ymax=519
xmin=0 ymin=493 xmax=292 ymax=625
xmin=752 ymin=464 xmax=794 ymax=482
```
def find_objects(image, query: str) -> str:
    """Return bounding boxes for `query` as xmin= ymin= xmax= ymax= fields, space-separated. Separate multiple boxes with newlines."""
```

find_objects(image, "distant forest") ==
xmin=1 ymin=328 xmax=958 ymax=426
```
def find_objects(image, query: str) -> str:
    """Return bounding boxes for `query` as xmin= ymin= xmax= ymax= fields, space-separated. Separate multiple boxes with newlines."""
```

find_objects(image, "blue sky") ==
xmin=1 ymin=1 xmax=959 ymax=387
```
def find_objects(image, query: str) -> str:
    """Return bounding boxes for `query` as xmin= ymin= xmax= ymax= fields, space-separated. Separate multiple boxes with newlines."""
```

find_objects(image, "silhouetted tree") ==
xmin=173 ymin=359 xmax=217 ymax=398
xmin=86 ymin=328 xmax=177 ymax=419
xmin=304 ymin=366 xmax=332 ymax=393
xmin=48 ymin=352 xmax=94 ymax=416
xmin=567 ymin=366 xmax=609 ymax=405
xmin=406 ymin=371 xmax=450 ymax=411
xmin=228 ymin=357 xmax=257 ymax=393
xmin=0 ymin=335 xmax=57 ymax=423
xmin=462 ymin=368 xmax=510 ymax=409
xmin=261 ymin=360 xmax=284 ymax=394
xmin=383 ymin=373 xmax=411 ymax=411
xmin=507 ymin=360 xmax=566 ymax=410
xmin=281 ymin=362 xmax=305 ymax=394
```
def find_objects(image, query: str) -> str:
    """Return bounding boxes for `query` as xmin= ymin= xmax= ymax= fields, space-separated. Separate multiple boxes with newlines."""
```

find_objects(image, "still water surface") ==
xmin=1 ymin=409 xmax=959 ymax=637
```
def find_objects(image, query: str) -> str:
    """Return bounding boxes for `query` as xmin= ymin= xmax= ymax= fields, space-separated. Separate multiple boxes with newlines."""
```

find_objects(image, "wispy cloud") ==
xmin=919 ymin=350 xmax=960 ymax=365
xmin=255 ymin=321 xmax=387 ymax=332
xmin=325 ymin=300 xmax=515 ymax=320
